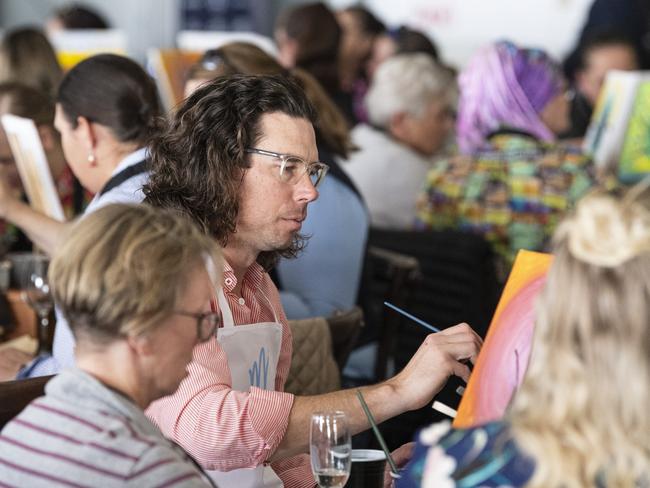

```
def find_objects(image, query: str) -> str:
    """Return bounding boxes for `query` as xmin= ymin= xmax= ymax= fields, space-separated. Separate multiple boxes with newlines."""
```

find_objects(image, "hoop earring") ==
xmin=87 ymin=152 xmax=97 ymax=167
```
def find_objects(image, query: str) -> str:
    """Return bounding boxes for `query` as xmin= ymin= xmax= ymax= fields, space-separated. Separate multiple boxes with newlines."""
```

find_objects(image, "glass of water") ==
xmin=310 ymin=411 xmax=351 ymax=488
xmin=21 ymin=256 xmax=53 ymax=354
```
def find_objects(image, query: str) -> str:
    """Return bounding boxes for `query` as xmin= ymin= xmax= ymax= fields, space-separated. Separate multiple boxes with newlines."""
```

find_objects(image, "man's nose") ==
xmin=295 ymin=173 xmax=319 ymax=203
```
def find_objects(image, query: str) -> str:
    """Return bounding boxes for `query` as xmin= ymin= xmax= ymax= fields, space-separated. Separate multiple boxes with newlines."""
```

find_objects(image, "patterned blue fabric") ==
xmin=397 ymin=421 xmax=535 ymax=487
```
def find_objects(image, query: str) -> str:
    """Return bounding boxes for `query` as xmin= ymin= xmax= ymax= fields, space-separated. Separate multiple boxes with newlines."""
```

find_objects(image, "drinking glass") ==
xmin=21 ymin=256 xmax=53 ymax=354
xmin=310 ymin=411 xmax=351 ymax=488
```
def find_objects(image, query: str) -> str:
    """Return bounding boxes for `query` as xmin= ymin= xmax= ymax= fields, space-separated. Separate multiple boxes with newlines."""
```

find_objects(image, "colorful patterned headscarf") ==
xmin=457 ymin=40 xmax=565 ymax=154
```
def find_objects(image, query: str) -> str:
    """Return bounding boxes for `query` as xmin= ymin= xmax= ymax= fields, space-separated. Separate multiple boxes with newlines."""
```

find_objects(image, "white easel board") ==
xmin=1 ymin=115 xmax=65 ymax=222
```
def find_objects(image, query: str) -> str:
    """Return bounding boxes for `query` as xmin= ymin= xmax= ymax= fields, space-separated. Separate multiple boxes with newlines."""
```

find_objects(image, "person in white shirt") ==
xmin=344 ymin=53 xmax=456 ymax=229
xmin=0 ymin=53 xmax=160 ymax=380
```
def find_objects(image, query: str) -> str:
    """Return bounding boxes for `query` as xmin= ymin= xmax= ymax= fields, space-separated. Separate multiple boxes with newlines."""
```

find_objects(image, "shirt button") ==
xmin=225 ymin=278 xmax=234 ymax=286
xmin=238 ymin=297 xmax=245 ymax=306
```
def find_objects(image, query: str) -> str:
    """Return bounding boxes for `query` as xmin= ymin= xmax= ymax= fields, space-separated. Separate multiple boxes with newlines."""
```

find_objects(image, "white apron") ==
xmin=207 ymin=289 xmax=284 ymax=488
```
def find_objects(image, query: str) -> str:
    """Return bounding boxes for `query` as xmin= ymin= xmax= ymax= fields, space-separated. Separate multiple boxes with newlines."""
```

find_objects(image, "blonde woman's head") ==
xmin=49 ymin=203 xmax=222 ymax=345
xmin=510 ymin=182 xmax=650 ymax=487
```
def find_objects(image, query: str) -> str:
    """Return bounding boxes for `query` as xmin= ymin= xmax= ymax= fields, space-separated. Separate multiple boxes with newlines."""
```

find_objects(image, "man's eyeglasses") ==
xmin=174 ymin=310 xmax=221 ymax=342
xmin=245 ymin=148 xmax=329 ymax=188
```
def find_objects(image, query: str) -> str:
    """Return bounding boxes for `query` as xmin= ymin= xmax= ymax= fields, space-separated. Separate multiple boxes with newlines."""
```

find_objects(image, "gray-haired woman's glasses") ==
xmin=245 ymin=147 xmax=329 ymax=188
xmin=174 ymin=310 xmax=221 ymax=342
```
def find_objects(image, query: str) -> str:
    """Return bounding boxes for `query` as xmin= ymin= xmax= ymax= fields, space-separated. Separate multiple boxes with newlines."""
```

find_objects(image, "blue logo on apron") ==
xmin=249 ymin=347 xmax=270 ymax=389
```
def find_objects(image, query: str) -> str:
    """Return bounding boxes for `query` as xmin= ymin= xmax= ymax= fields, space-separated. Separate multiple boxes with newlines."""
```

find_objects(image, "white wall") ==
xmin=327 ymin=0 xmax=593 ymax=68
xmin=0 ymin=0 xmax=181 ymax=62
xmin=1 ymin=0 xmax=594 ymax=68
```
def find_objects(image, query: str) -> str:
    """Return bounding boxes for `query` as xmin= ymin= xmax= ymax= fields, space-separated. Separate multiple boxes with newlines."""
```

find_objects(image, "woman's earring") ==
xmin=87 ymin=152 xmax=96 ymax=167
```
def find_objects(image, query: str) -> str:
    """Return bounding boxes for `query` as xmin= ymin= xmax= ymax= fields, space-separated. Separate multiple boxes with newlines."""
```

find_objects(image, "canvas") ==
xmin=618 ymin=81 xmax=650 ymax=183
xmin=583 ymin=70 xmax=650 ymax=183
xmin=49 ymin=29 xmax=127 ymax=70
xmin=0 ymin=115 xmax=65 ymax=222
xmin=147 ymin=49 xmax=202 ymax=112
xmin=454 ymin=250 xmax=552 ymax=428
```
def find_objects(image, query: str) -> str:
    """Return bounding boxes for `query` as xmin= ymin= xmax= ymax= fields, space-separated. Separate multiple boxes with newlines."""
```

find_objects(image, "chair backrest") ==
xmin=285 ymin=317 xmax=340 ymax=396
xmin=369 ymin=228 xmax=500 ymax=345
xmin=0 ymin=375 xmax=53 ymax=429
xmin=326 ymin=306 xmax=365 ymax=372
xmin=361 ymin=247 xmax=420 ymax=380
xmin=362 ymin=228 xmax=500 ymax=448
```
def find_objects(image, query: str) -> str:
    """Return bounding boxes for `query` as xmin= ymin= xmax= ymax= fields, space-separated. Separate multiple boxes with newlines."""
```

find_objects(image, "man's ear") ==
xmin=75 ymin=115 xmax=98 ymax=154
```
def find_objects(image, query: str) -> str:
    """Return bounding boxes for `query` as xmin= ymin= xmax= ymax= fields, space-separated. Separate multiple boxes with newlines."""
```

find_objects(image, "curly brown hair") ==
xmin=187 ymin=42 xmax=354 ymax=159
xmin=143 ymin=74 xmax=317 ymax=270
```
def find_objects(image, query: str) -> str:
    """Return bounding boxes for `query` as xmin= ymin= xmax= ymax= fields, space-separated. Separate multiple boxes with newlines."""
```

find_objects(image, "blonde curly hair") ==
xmin=509 ymin=181 xmax=650 ymax=487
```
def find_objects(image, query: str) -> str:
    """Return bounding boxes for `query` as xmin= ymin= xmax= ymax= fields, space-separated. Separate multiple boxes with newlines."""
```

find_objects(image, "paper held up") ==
xmin=1 ymin=114 xmax=65 ymax=222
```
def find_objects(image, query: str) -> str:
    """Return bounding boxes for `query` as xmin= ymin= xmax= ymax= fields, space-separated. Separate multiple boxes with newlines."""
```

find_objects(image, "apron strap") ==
xmin=216 ymin=284 xmax=280 ymax=328
xmin=217 ymin=289 xmax=235 ymax=328
xmin=259 ymin=289 xmax=280 ymax=323
xmin=98 ymin=160 xmax=148 ymax=197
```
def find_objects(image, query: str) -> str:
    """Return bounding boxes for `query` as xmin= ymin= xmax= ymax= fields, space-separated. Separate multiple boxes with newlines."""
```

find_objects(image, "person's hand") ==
xmin=0 ymin=347 xmax=34 ymax=381
xmin=383 ymin=442 xmax=415 ymax=487
xmin=388 ymin=323 xmax=482 ymax=411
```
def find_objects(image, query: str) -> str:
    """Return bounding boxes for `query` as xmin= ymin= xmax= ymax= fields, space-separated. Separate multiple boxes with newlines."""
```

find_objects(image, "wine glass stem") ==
xmin=38 ymin=314 xmax=50 ymax=354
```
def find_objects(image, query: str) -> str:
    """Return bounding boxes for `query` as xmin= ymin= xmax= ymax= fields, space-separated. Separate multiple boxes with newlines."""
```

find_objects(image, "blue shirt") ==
xmin=278 ymin=174 xmax=369 ymax=319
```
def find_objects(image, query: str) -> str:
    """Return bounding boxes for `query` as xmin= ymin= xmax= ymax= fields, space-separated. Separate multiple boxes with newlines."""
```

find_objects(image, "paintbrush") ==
xmin=355 ymin=389 xmax=399 ymax=476
xmin=384 ymin=301 xmax=441 ymax=333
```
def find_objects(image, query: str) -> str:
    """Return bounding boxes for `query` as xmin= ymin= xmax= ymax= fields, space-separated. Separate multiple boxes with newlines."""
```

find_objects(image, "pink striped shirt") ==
xmin=147 ymin=261 xmax=315 ymax=488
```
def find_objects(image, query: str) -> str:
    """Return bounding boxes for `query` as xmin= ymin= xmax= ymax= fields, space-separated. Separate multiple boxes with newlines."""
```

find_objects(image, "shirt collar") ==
xmin=47 ymin=368 xmax=160 ymax=437
xmin=222 ymin=259 xmax=265 ymax=293
xmin=110 ymin=147 xmax=148 ymax=176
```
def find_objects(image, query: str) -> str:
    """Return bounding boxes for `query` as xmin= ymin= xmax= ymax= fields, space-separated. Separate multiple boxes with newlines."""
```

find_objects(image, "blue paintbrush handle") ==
xmin=384 ymin=301 xmax=441 ymax=333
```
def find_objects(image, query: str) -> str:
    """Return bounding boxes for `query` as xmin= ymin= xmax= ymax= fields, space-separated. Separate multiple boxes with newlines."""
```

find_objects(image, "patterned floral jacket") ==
xmin=415 ymin=130 xmax=595 ymax=271
xmin=397 ymin=420 xmax=534 ymax=488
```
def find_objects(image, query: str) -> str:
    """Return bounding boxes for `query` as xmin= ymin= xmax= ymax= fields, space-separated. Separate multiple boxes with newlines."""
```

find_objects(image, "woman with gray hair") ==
xmin=343 ymin=53 xmax=456 ymax=229
xmin=0 ymin=203 xmax=221 ymax=487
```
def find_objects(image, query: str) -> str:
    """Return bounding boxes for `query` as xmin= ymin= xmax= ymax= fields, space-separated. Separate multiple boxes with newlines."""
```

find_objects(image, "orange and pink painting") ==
xmin=454 ymin=250 xmax=553 ymax=428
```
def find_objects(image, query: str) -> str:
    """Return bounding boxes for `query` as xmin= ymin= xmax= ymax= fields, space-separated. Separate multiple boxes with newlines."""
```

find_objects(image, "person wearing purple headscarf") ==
xmin=415 ymin=41 xmax=597 ymax=277
xmin=457 ymin=40 xmax=569 ymax=154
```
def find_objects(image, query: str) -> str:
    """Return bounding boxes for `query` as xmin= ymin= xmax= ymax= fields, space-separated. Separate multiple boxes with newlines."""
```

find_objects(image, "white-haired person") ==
xmin=398 ymin=183 xmax=650 ymax=487
xmin=0 ymin=203 xmax=221 ymax=487
xmin=343 ymin=53 xmax=456 ymax=229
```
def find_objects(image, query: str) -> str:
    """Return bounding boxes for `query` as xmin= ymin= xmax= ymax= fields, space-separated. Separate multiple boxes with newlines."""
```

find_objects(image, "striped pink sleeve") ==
xmin=273 ymin=454 xmax=317 ymax=488
xmin=146 ymin=334 xmax=295 ymax=471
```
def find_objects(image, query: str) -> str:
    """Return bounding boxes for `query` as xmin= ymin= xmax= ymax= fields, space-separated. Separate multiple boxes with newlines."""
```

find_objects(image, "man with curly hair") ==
xmin=143 ymin=74 xmax=482 ymax=488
